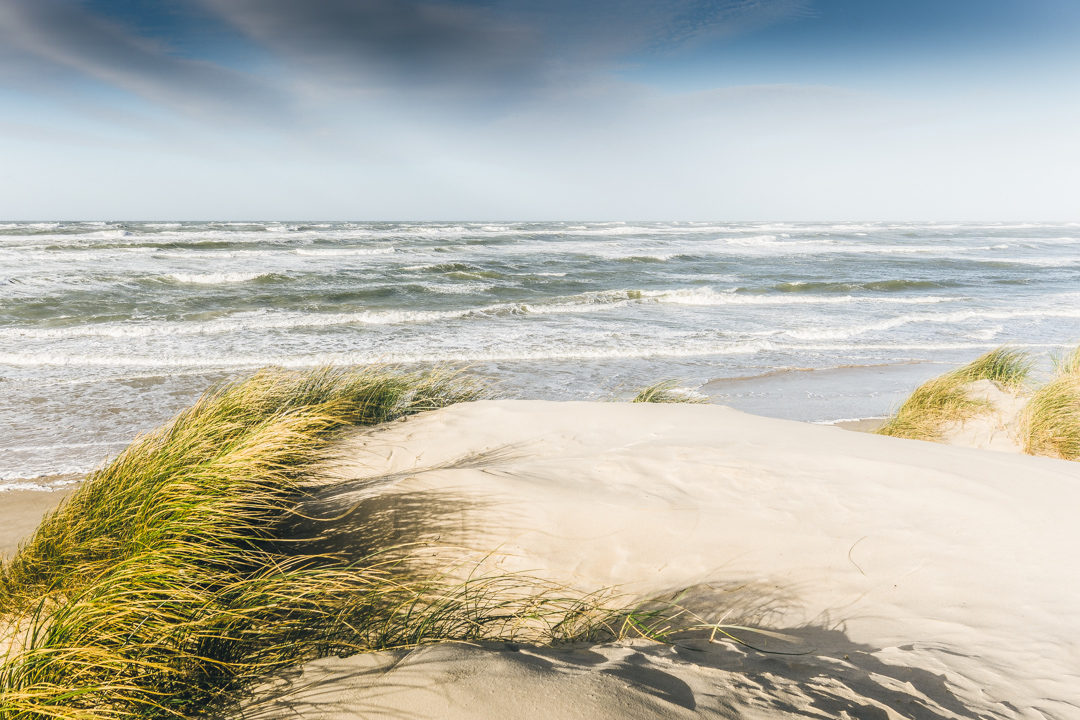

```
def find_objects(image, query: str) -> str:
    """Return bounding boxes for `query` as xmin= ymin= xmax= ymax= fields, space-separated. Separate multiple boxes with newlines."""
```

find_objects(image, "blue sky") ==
xmin=1 ymin=0 xmax=1078 ymax=219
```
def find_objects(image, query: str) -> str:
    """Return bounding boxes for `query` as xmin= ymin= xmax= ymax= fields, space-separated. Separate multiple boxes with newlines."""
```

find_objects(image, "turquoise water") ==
xmin=3 ymin=220 xmax=1079 ymax=486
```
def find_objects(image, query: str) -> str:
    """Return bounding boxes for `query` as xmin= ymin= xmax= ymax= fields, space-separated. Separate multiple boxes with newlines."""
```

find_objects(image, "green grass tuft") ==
xmin=631 ymin=380 xmax=706 ymax=404
xmin=876 ymin=347 xmax=1031 ymax=441
xmin=950 ymin=347 xmax=1032 ymax=389
xmin=0 ymin=366 xmax=484 ymax=610
xmin=0 ymin=366 xmax=502 ymax=719
xmin=1020 ymin=374 xmax=1080 ymax=459
xmin=0 ymin=366 xmax=708 ymax=719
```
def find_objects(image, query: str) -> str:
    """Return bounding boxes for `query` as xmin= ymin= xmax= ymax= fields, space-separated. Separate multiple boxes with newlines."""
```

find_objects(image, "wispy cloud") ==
xmin=0 ymin=0 xmax=284 ymax=120
xmin=654 ymin=0 xmax=812 ymax=48
xmin=0 ymin=0 xmax=811 ymax=118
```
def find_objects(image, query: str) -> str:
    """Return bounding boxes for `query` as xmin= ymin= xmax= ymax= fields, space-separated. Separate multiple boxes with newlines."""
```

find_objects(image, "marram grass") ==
xmin=1052 ymin=344 xmax=1080 ymax=377
xmin=0 ymin=367 xmax=695 ymax=720
xmin=1020 ymin=374 xmax=1080 ymax=460
xmin=877 ymin=347 xmax=1032 ymax=441
xmin=0 ymin=365 xmax=485 ymax=609
xmin=632 ymin=380 xmax=706 ymax=404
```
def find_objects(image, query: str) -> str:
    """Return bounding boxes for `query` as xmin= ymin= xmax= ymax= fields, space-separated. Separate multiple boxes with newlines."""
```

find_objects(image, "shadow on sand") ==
xmin=237 ymin=449 xmax=1005 ymax=720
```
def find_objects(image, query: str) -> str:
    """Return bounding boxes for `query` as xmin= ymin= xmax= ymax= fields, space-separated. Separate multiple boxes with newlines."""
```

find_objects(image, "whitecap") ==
xmin=293 ymin=247 xmax=395 ymax=257
xmin=166 ymin=272 xmax=273 ymax=284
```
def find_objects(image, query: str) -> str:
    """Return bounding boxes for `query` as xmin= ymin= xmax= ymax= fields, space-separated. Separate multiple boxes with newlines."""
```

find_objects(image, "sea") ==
xmin=3 ymin=220 xmax=1079 ymax=490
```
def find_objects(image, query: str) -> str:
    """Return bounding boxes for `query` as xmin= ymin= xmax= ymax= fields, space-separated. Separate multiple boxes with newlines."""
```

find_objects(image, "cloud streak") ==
xmin=0 ymin=0 xmax=812 ymax=117
xmin=197 ymin=0 xmax=545 ymax=93
xmin=0 ymin=0 xmax=284 ymax=120
xmin=194 ymin=0 xmax=811 ymax=98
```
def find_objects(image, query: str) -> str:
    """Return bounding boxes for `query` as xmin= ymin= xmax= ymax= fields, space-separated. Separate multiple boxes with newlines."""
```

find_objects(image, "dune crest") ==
xmin=243 ymin=400 xmax=1080 ymax=719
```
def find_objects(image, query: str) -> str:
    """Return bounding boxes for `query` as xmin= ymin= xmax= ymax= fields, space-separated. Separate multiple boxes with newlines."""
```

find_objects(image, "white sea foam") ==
xmin=167 ymin=272 xmax=273 ymax=284
xmin=11 ymin=336 xmax=1071 ymax=374
xmin=422 ymin=282 xmax=489 ymax=295
xmin=0 ymin=289 xmax=969 ymax=341
xmin=293 ymin=247 xmax=395 ymax=257
xmin=0 ymin=465 xmax=94 ymax=486
xmin=980 ymin=256 xmax=1080 ymax=267
xmin=7 ymin=219 xmax=1080 ymax=481
xmin=784 ymin=307 xmax=1080 ymax=341
xmin=0 ymin=338 xmax=780 ymax=371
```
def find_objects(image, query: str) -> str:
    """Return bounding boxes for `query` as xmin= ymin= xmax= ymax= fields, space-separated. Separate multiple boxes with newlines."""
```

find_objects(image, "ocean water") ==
xmin=3 ymin=220 xmax=1079 ymax=488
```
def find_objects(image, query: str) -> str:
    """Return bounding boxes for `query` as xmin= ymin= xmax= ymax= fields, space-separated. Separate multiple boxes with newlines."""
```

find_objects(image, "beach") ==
xmin=4 ymin=223 xmax=1079 ymax=718
xmin=0 ymin=486 xmax=76 ymax=559
xmin=5 ymin=0 xmax=1079 ymax=716
xmin=4 ymin=388 xmax=1078 ymax=719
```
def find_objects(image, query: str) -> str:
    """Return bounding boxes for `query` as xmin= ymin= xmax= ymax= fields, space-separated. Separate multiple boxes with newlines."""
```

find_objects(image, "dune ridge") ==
xmin=3 ymin=368 xmax=1079 ymax=719
xmin=241 ymin=398 xmax=1080 ymax=719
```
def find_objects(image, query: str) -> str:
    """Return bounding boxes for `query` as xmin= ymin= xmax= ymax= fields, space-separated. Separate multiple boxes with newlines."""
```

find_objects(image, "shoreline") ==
xmin=829 ymin=416 xmax=887 ymax=432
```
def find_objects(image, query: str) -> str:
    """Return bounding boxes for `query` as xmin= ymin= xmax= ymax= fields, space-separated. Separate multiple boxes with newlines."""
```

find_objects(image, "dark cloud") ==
xmin=196 ymin=0 xmax=547 ymax=92
xmin=0 ymin=0 xmax=809 ymax=121
xmin=196 ymin=0 xmax=809 ymax=94
xmin=0 ymin=0 xmax=285 ymax=120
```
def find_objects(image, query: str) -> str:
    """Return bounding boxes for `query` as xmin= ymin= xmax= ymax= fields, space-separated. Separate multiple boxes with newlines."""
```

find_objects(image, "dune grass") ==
xmin=0 ymin=366 xmax=702 ymax=719
xmin=1020 ymin=374 xmax=1080 ymax=460
xmin=1052 ymin=344 xmax=1080 ymax=377
xmin=876 ymin=347 xmax=1032 ymax=441
xmin=951 ymin=346 xmax=1033 ymax=389
xmin=0 ymin=367 xmax=515 ymax=718
xmin=0 ymin=366 xmax=484 ymax=611
xmin=632 ymin=380 xmax=706 ymax=404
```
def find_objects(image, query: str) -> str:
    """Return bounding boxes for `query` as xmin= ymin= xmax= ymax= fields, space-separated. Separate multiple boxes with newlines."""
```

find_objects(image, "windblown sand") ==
xmin=242 ymin=401 xmax=1080 ymax=719
xmin=3 ymin=402 xmax=1077 ymax=719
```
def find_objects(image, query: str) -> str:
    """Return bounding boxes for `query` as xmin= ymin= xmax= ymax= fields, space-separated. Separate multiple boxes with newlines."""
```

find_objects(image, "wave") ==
xmin=0 ymin=288 xmax=970 ymax=341
xmin=0 ymin=475 xmax=86 ymax=491
xmin=0 ymin=340 xmax=778 ymax=371
xmin=649 ymin=288 xmax=958 ymax=307
xmin=3 ymin=338 xmax=1072 ymax=375
xmin=978 ymin=256 xmax=1080 ymax=267
xmin=292 ymin=247 xmax=395 ymax=257
xmin=421 ymin=283 xmax=490 ymax=295
xmin=770 ymin=279 xmax=958 ymax=293
xmin=782 ymin=307 xmax=1080 ymax=341
xmin=166 ymin=272 xmax=278 ymax=285
xmin=402 ymin=263 xmax=506 ymax=279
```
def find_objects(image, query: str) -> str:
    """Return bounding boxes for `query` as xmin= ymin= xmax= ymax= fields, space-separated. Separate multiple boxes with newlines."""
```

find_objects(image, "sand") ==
xmin=237 ymin=400 xmax=1080 ymax=719
xmin=939 ymin=379 xmax=1029 ymax=454
xmin=3 ymin=401 xmax=1076 ymax=718
xmin=832 ymin=417 xmax=886 ymax=433
xmin=0 ymin=486 xmax=76 ymax=559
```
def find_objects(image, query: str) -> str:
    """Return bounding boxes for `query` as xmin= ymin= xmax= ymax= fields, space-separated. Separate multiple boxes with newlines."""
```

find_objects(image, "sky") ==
xmin=0 ymin=0 xmax=1078 ymax=220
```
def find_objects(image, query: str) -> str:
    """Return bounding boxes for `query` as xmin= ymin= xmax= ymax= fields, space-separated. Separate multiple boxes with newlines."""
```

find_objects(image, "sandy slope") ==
xmin=0 ymin=486 xmax=77 ymax=559
xmin=241 ymin=401 xmax=1080 ymax=720
xmin=939 ymin=379 xmax=1029 ymax=453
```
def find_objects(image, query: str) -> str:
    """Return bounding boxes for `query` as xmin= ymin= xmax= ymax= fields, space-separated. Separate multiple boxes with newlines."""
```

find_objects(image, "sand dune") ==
xmin=238 ymin=400 xmax=1080 ymax=719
